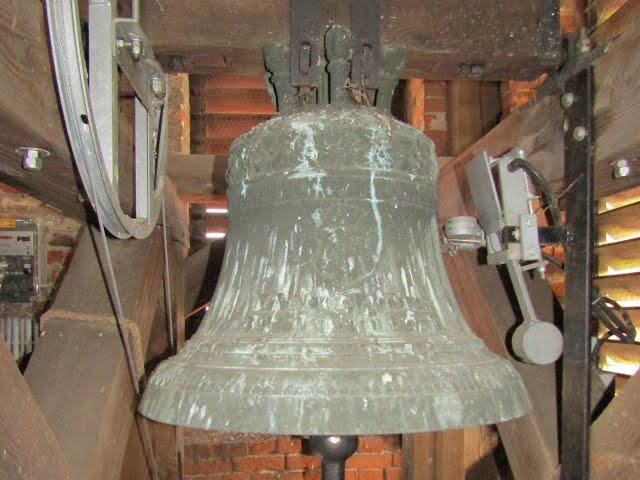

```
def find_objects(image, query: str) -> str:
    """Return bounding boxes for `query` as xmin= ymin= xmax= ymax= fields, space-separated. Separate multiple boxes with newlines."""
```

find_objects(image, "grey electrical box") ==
xmin=0 ymin=218 xmax=39 ymax=302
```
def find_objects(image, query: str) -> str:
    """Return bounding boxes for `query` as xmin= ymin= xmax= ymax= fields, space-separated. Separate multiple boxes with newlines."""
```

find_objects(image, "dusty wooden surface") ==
xmin=24 ymin=228 xmax=163 ymax=480
xmin=591 ymin=371 xmax=640 ymax=479
xmin=0 ymin=0 xmax=82 ymax=218
xmin=142 ymin=0 xmax=561 ymax=80
xmin=0 ymin=338 xmax=75 ymax=480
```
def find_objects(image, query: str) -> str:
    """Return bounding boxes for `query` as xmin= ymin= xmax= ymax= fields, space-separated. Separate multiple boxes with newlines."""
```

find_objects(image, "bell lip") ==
xmin=138 ymin=366 xmax=531 ymax=435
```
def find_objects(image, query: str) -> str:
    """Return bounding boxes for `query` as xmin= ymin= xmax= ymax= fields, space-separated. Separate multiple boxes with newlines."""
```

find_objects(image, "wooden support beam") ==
xmin=166 ymin=153 xmax=228 ymax=201
xmin=191 ymin=89 xmax=275 ymax=116
xmin=24 ymin=227 xmax=164 ymax=480
xmin=591 ymin=371 xmax=640 ymax=479
xmin=0 ymin=338 xmax=75 ymax=480
xmin=0 ymin=0 xmax=83 ymax=218
xmin=141 ymin=0 xmax=561 ymax=80
xmin=593 ymin=13 xmax=640 ymax=197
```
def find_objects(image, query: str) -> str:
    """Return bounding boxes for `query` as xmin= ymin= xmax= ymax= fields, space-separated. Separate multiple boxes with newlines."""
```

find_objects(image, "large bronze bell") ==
xmin=140 ymin=31 xmax=530 ymax=435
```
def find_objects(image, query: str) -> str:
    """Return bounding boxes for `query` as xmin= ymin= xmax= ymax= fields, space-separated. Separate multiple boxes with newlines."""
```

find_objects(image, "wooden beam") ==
xmin=0 ymin=0 xmax=83 ymax=218
xmin=141 ymin=0 xmax=561 ymax=80
xmin=591 ymin=371 xmax=640 ymax=479
xmin=24 ymin=227 xmax=164 ymax=480
xmin=166 ymin=153 xmax=228 ymax=201
xmin=591 ymin=0 xmax=640 ymax=44
xmin=593 ymin=13 xmax=640 ymax=197
xmin=596 ymin=201 xmax=640 ymax=244
xmin=0 ymin=338 xmax=75 ymax=480
xmin=191 ymin=89 xmax=275 ymax=115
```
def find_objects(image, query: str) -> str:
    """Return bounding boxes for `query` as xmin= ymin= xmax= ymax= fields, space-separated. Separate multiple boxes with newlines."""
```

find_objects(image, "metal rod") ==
xmin=161 ymin=197 xmax=175 ymax=353
xmin=560 ymin=66 xmax=594 ymax=480
xmin=309 ymin=436 xmax=358 ymax=480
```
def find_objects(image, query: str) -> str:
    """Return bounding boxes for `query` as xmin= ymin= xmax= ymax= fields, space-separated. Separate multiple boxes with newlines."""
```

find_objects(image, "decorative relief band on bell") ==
xmin=227 ymin=174 xmax=436 ymax=211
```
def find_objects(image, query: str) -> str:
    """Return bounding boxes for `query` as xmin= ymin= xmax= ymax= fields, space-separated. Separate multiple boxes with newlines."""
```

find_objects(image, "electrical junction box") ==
xmin=0 ymin=217 xmax=40 ymax=302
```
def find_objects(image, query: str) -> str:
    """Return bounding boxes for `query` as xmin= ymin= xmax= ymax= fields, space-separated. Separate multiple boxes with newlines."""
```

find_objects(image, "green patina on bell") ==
xmin=139 ymin=26 xmax=530 ymax=435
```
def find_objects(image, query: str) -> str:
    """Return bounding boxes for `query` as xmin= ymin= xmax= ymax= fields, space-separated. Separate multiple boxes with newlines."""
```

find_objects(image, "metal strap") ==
xmin=88 ymin=164 xmax=160 ymax=480
xmin=161 ymin=198 xmax=175 ymax=353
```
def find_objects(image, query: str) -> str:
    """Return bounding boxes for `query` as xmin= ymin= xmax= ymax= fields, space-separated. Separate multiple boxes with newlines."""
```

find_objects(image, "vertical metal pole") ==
xmin=561 ymin=67 xmax=594 ymax=479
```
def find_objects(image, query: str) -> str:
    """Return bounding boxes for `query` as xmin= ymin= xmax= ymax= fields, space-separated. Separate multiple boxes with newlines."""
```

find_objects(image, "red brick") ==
xmin=303 ymin=470 xmax=321 ymax=480
xmin=48 ymin=233 xmax=76 ymax=247
xmin=189 ymin=473 xmax=251 ymax=480
xmin=249 ymin=438 xmax=278 ymax=454
xmin=233 ymin=455 xmax=285 ymax=472
xmin=345 ymin=470 xmax=358 ymax=480
xmin=286 ymin=454 xmax=321 ymax=470
xmin=251 ymin=473 xmax=279 ymax=480
xmin=358 ymin=470 xmax=384 ymax=480
xmin=385 ymin=468 xmax=401 ymax=480
xmin=185 ymin=443 xmax=213 ymax=459
xmin=424 ymin=97 xmax=447 ymax=113
xmin=277 ymin=437 xmax=302 ymax=454
xmin=358 ymin=436 xmax=401 ymax=453
xmin=280 ymin=471 xmax=305 ymax=480
xmin=185 ymin=458 xmax=232 ymax=475
xmin=392 ymin=453 xmax=403 ymax=468
xmin=424 ymin=130 xmax=449 ymax=156
xmin=47 ymin=249 xmax=68 ymax=265
xmin=345 ymin=453 xmax=393 ymax=469
xmin=218 ymin=443 xmax=249 ymax=458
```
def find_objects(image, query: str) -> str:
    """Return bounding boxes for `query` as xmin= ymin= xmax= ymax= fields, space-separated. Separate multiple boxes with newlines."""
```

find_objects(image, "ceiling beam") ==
xmin=141 ymin=0 xmax=562 ymax=80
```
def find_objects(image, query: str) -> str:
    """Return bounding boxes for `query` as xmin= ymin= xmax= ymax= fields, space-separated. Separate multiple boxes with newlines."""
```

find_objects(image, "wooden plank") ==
xmin=0 ymin=338 xmax=74 ymax=480
xmin=403 ymin=432 xmax=436 ymax=480
xmin=166 ymin=153 xmax=228 ymax=200
xmin=191 ymin=74 xmax=267 ymax=92
xmin=595 ymin=272 xmax=640 ymax=304
xmin=591 ymin=0 xmax=640 ymax=44
xmin=439 ymin=94 xmax=565 ymax=192
xmin=591 ymin=371 xmax=640 ymax=479
xmin=596 ymin=201 xmax=640 ymax=244
xmin=403 ymin=79 xmax=425 ymax=131
xmin=140 ymin=0 xmax=561 ymax=80
xmin=191 ymin=89 xmax=275 ymax=115
xmin=594 ymin=14 xmax=640 ymax=197
xmin=0 ymin=0 xmax=83 ymax=218
xmin=435 ymin=430 xmax=465 ymax=480
xmin=24 ymin=227 xmax=164 ymax=480
xmin=192 ymin=115 xmax=268 ymax=140
xmin=596 ymin=237 xmax=640 ymax=275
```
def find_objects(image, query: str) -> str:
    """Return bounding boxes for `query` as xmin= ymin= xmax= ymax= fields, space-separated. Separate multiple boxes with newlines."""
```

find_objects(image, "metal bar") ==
xmin=135 ymin=98 xmax=151 ymax=219
xmin=560 ymin=66 xmax=594 ymax=480
xmin=161 ymin=198 xmax=175 ymax=352
xmin=89 ymin=0 xmax=119 ymax=186
xmin=350 ymin=0 xmax=381 ymax=87
xmin=290 ymin=0 xmax=323 ymax=86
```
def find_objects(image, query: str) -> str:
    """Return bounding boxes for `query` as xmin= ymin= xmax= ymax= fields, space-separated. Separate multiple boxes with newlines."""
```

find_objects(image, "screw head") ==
xmin=561 ymin=93 xmax=575 ymax=108
xmin=151 ymin=76 xmax=164 ymax=97
xmin=130 ymin=38 xmax=143 ymax=62
xmin=572 ymin=126 xmax=587 ymax=141
xmin=613 ymin=159 xmax=632 ymax=179
xmin=16 ymin=147 xmax=50 ymax=172
xmin=467 ymin=64 xmax=484 ymax=78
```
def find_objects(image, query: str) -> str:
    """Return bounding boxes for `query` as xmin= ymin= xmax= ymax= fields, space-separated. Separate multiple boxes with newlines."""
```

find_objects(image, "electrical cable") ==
xmin=508 ymin=158 xmax=562 ymax=227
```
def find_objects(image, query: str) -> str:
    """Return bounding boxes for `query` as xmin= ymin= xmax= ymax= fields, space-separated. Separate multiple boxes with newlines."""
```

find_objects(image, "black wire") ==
xmin=508 ymin=158 xmax=562 ymax=227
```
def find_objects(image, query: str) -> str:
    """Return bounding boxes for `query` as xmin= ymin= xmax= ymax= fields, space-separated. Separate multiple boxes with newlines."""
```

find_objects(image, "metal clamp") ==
xmin=46 ymin=0 xmax=168 ymax=239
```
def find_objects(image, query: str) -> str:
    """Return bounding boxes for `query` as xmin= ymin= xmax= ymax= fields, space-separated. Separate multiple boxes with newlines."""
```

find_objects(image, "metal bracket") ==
xmin=290 ymin=0 xmax=324 ymax=86
xmin=458 ymin=149 xmax=564 ymax=365
xmin=350 ymin=0 xmax=381 ymax=87
xmin=46 ymin=0 xmax=168 ymax=239
xmin=560 ymin=66 xmax=594 ymax=480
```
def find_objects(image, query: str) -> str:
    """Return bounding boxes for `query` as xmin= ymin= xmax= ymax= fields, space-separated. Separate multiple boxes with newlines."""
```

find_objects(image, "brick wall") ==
xmin=423 ymin=81 xmax=449 ymax=156
xmin=184 ymin=432 xmax=402 ymax=480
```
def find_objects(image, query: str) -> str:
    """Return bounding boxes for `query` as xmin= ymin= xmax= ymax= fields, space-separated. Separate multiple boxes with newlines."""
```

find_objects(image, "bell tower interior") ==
xmin=1 ymin=2 xmax=640 ymax=480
